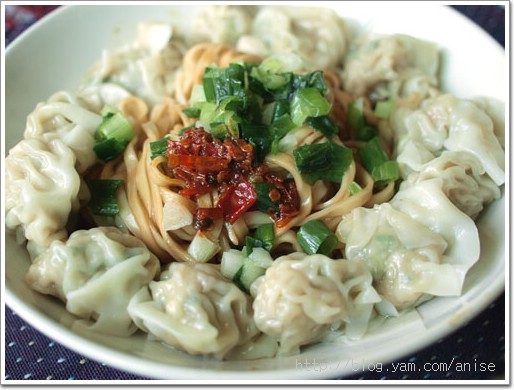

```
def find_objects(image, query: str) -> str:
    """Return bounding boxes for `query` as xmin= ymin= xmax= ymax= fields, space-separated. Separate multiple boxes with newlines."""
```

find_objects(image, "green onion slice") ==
xmin=305 ymin=115 xmax=338 ymax=138
xmin=290 ymin=88 xmax=332 ymax=127
xmin=149 ymin=137 xmax=170 ymax=159
xmin=297 ymin=220 xmax=338 ymax=256
xmin=87 ymin=179 xmax=124 ymax=216
xmin=202 ymin=63 xmax=246 ymax=103
xmin=293 ymin=142 xmax=353 ymax=184
xmin=358 ymin=137 xmax=400 ymax=186
xmin=93 ymin=111 xmax=136 ymax=162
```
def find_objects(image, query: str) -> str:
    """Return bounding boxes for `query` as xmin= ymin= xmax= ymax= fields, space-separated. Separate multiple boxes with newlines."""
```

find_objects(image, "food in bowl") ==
xmin=5 ymin=5 xmax=505 ymax=362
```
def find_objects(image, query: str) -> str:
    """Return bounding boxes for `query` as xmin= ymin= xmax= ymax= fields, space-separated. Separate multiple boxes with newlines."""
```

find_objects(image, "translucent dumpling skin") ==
xmin=337 ymin=203 xmax=464 ymax=310
xmin=128 ymin=262 xmax=259 ymax=359
xmin=5 ymin=138 xmax=81 ymax=258
xmin=342 ymin=34 xmax=439 ymax=101
xmin=252 ymin=253 xmax=378 ymax=355
xmin=25 ymin=227 xmax=160 ymax=336
xmin=391 ymin=94 xmax=505 ymax=186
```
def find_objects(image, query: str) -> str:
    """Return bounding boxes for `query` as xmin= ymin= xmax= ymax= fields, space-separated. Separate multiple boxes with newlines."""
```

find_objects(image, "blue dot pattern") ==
xmin=3 ymin=4 xmax=506 ymax=381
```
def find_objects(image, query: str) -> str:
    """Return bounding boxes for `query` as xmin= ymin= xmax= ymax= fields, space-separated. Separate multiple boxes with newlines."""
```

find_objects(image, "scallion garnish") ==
xmin=290 ymin=88 xmax=332 ymax=127
xmin=182 ymin=107 xmax=201 ymax=118
xmin=87 ymin=179 xmax=124 ymax=216
xmin=250 ymin=57 xmax=292 ymax=91
xmin=358 ymin=137 xmax=400 ymax=186
xmin=347 ymin=98 xmax=379 ymax=141
xmin=293 ymin=142 xmax=353 ymax=184
xmin=270 ymin=113 xmax=296 ymax=140
xmin=371 ymin=160 xmax=400 ymax=185
xmin=240 ymin=122 xmax=271 ymax=164
xmin=253 ymin=182 xmax=279 ymax=213
xmin=297 ymin=219 xmax=338 ymax=256
xmin=349 ymin=181 xmax=363 ymax=195
xmin=93 ymin=111 xmax=136 ymax=162
xmin=374 ymin=99 xmax=396 ymax=119
xmin=202 ymin=63 xmax=246 ymax=103
xmin=291 ymin=70 xmax=328 ymax=95
xmin=149 ymin=137 xmax=170 ymax=159
xmin=347 ymin=98 xmax=365 ymax=132
xmin=244 ymin=223 xmax=275 ymax=256
xmin=305 ymin=115 xmax=338 ymax=138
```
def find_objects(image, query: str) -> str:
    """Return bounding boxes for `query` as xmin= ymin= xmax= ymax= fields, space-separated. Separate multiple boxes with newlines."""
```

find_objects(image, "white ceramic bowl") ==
xmin=4 ymin=3 xmax=506 ymax=380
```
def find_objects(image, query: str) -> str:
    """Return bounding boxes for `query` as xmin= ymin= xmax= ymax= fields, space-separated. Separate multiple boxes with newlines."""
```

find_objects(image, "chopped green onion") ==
xmin=347 ymin=98 xmax=379 ymax=141
xmin=270 ymin=113 xmax=296 ymax=140
xmin=189 ymin=84 xmax=206 ymax=107
xmin=250 ymin=57 xmax=292 ymax=90
xmin=240 ymin=122 xmax=271 ymax=164
xmin=253 ymin=223 xmax=275 ymax=252
xmin=305 ymin=115 xmax=338 ymax=138
xmin=349 ymin=181 xmax=363 ymax=195
xmin=219 ymin=95 xmax=247 ymax=114
xmin=253 ymin=182 xmax=279 ymax=213
xmin=291 ymin=71 xmax=328 ymax=95
xmin=208 ymin=122 xmax=230 ymax=140
xmin=358 ymin=137 xmax=389 ymax=172
xmin=270 ymin=70 xmax=329 ymax=102
xmin=371 ymin=160 xmax=400 ymax=185
xmin=199 ymin=100 xmax=242 ymax=138
xmin=87 ymin=179 xmax=124 ymax=216
xmin=149 ymin=137 xmax=170 ymax=159
xmin=244 ymin=236 xmax=265 ymax=256
xmin=272 ymin=99 xmax=290 ymax=121
xmin=358 ymin=137 xmax=400 ymax=186
xmin=297 ymin=220 xmax=338 ymax=256
xmin=95 ymin=112 xmax=135 ymax=144
xmin=93 ymin=111 xmax=136 ymax=162
xmin=293 ymin=142 xmax=353 ymax=184
xmin=347 ymin=98 xmax=365 ymax=131
xmin=93 ymin=138 xmax=127 ymax=163
xmin=182 ymin=107 xmax=201 ymax=118
xmin=357 ymin=125 xmax=379 ymax=142
xmin=232 ymin=260 xmax=266 ymax=293
xmin=270 ymin=138 xmax=281 ymax=155
xmin=375 ymin=99 xmax=396 ymax=119
xmin=290 ymin=88 xmax=332 ymax=127
xmin=202 ymin=63 xmax=246 ymax=103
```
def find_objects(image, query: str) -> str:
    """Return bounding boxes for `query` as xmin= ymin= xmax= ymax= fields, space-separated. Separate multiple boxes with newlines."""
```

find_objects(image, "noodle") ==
xmin=89 ymin=42 xmax=396 ymax=263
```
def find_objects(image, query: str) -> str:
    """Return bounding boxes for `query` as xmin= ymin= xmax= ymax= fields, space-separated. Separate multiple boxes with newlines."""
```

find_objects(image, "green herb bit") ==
xmin=292 ymin=71 xmax=328 ymax=95
xmin=244 ymin=223 xmax=275 ymax=256
xmin=374 ymin=99 xmax=396 ymax=119
xmin=202 ymin=63 xmax=246 ymax=103
xmin=87 ymin=179 xmax=124 ymax=216
xmin=358 ymin=137 xmax=400 ymax=186
xmin=290 ymin=88 xmax=332 ymax=127
xmin=305 ymin=115 xmax=338 ymax=138
xmin=182 ymin=107 xmax=201 ymax=118
xmin=347 ymin=98 xmax=365 ymax=132
xmin=297 ymin=219 xmax=338 ymax=256
xmin=293 ymin=142 xmax=353 ymax=184
xmin=270 ymin=113 xmax=296 ymax=140
xmin=149 ymin=137 xmax=170 ymax=159
xmin=240 ymin=122 xmax=271 ymax=164
xmin=349 ymin=181 xmax=363 ymax=195
xmin=93 ymin=111 xmax=136 ymax=162
xmin=253 ymin=182 xmax=279 ymax=213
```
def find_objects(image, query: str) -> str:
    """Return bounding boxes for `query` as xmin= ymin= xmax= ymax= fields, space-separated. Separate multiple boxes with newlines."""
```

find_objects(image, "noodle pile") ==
xmin=93 ymin=42 xmax=395 ymax=264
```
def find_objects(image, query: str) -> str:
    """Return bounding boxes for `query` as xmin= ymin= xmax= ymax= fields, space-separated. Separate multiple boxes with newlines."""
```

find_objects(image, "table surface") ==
xmin=3 ymin=4 xmax=506 ymax=382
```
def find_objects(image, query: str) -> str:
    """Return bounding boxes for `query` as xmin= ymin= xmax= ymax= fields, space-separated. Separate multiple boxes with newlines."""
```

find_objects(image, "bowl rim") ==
xmin=3 ymin=3 xmax=507 ymax=381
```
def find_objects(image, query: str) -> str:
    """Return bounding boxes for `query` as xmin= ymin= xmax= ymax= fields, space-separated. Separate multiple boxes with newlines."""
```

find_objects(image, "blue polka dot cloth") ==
xmin=4 ymin=4 xmax=506 ymax=381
